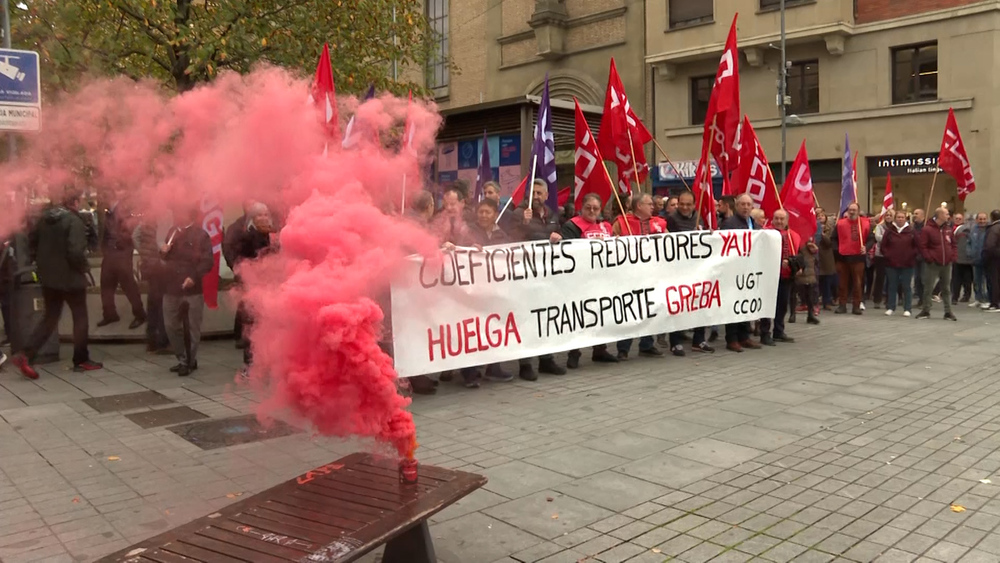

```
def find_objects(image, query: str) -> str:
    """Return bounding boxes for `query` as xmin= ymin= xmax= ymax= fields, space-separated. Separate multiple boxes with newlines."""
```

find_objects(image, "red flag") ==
xmin=698 ymin=15 xmax=741 ymax=180
xmin=880 ymin=172 xmax=894 ymax=220
xmin=557 ymin=188 xmax=571 ymax=208
xmin=510 ymin=176 xmax=528 ymax=208
xmin=780 ymin=141 xmax=817 ymax=243
xmin=734 ymin=117 xmax=781 ymax=225
xmin=200 ymin=198 xmax=225 ymax=309
xmin=694 ymin=172 xmax=717 ymax=231
xmin=310 ymin=44 xmax=340 ymax=142
xmin=598 ymin=59 xmax=652 ymax=194
xmin=939 ymin=108 xmax=977 ymax=201
xmin=574 ymin=99 xmax=615 ymax=210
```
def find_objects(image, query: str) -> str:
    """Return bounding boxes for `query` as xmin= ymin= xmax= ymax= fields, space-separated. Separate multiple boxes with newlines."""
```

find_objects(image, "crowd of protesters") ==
xmin=3 ymin=181 xmax=1000 ymax=392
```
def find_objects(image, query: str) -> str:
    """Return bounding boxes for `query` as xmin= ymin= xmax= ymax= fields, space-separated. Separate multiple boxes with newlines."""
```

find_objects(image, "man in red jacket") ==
xmin=760 ymin=210 xmax=799 ymax=346
xmin=831 ymin=203 xmax=870 ymax=315
xmin=916 ymin=207 xmax=958 ymax=320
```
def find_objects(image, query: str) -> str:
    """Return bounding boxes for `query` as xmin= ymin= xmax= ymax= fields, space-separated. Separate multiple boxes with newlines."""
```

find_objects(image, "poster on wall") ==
xmin=437 ymin=134 xmax=521 ymax=196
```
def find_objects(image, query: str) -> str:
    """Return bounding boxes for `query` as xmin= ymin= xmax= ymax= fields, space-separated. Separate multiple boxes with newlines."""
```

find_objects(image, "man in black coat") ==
xmin=161 ymin=206 xmax=215 ymax=376
xmin=11 ymin=190 xmax=103 ymax=379
xmin=98 ymin=196 xmax=146 ymax=329
xmin=667 ymin=191 xmax=715 ymax=355
xmin=721 ymin=194 xmax=762 ymax=353
xmin=509 ymin=180 xmax=566 ymax=381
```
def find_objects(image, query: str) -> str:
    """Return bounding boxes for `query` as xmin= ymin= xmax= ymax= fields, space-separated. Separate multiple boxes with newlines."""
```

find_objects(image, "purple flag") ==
xmin=532 ymin=75 xmax=559 ymax=212
xmin=839 ymin=134 xmax=854 ymax=217
xmin=474 ymin=130 xmax=492 ymax=202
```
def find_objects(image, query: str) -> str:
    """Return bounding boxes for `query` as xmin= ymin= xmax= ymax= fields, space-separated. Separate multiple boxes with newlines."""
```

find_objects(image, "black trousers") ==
xmin=866 ymin=257 xmax=886 ymax=304
xmin=725 ymin=322 xmax=750 ymax=344
xmin=789 ymin=283 xmax=817 ymax=317
xmin=0 ymin=285 xmax=10 ymax=339
xmin=670 ymin=328 xmax=706 ymax=347
xmin=989 ymin=259 xmax=1000 ymax=307
xmin=952 ymin=264 xmax=974 ymax=302
xmin=761 ymin=278 xmax=792 ymax=338
xmin=145 ymin=275 xmax=169 ymax=349
xmin=25 ymin=287 xmax=90 ymax=365
xmin=100 ymin=252 xmax=145 ymax=319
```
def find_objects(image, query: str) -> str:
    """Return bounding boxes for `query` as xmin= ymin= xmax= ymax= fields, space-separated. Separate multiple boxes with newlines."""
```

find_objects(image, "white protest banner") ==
xmin=390 ymin=230 xmax=781 ymax=377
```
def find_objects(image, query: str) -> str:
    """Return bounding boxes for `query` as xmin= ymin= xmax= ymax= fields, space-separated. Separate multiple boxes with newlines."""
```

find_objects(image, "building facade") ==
xmin=646 ymin=0 xmax=998 ymax=216
xmin=426 ymin=0 xmax=646 ymax=197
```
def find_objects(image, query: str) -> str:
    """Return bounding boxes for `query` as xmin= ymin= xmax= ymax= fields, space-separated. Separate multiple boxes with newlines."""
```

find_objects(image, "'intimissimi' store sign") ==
xmin=867 ymin=153 xmax=942 ymax=176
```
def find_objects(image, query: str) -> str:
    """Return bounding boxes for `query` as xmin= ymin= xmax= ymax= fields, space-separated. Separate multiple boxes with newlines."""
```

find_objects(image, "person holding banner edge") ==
xmin=759 ymin=209 xmax=798 ymax=346
xmin=512 ymin=179 xmax=566 ymax=381
xmin=561 ymin=193 xmax=620 ymax=370
xmin=613 ymin=193 xmax=666 ymax=360
xmin=666 ymin=190 xmax=715 ymax=355
xmin=721 ymin=194 xmax=761 ymax=353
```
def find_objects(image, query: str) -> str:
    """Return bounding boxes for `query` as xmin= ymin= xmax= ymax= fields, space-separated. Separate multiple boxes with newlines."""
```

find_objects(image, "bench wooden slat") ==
xmin=97 ymin=453 xmax=487 ymax=563
xmin=197 ymin=526 xmax=309 ymax=560
xmin=354 ymin=459 xmax=454 ymax=483
xmin=228 ymin=512 xmax=349 ymax=547
xmin=306 ymin=474 xmax=418 ymax=504
xmin=158 ymin=540 xmax=249 ymax=563
xmin=282 ymin=488 xmax=387 ymax=520
xmin=253 ymin=501 xmax=367 ymax=532
xmin=180 ymin=532 xmax=295 ymax=563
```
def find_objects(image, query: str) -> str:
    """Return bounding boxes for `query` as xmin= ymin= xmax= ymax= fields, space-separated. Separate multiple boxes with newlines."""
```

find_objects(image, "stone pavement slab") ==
xmin=3 ymin=313 xmax=1000 ymax=561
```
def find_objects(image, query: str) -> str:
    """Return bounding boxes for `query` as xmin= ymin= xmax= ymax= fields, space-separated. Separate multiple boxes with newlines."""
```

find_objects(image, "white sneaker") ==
xmin=885 ymin=310 xmax=894 ymax=316
xmin=932 ymin=295 xmax=942 ymax=303
xmin=0 ymin=352 xmax=6 ymax=370
xmin=983 ymin=303 xmax=993 ymax=310
xmin=903 ymin=311 xmax=912 ymax=317
xmin=860 ymin=302 xmax=867 ymax=311
xmin=969 ymin=300 xmax=979 ymax=308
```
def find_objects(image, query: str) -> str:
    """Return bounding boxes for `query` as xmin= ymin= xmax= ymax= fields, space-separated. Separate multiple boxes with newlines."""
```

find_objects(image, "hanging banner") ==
xmin=390 ymin=231 xmax=781 ymax=377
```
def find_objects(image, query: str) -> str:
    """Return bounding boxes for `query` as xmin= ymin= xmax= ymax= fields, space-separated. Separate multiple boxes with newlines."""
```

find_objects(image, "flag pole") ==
xmin=695 ymin=117 xmax=717 ymax=231
xmin=926 ymin=168 xmax=940 ymax=213
xmin=399 ymin=172 xmax=406 ymax=215
xmin=626 ymin=129 xmax=645 ymax=194
xmin=497 ymin=154 xmax=537 ymax=225
xmin=600 ymin=160 xmax=633 ymax=236
xmin=652 ymin=139 xmax=694 ymax=193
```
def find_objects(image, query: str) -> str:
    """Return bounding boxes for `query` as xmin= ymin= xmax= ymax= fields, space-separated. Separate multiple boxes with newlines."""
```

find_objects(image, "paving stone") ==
xmin=553 ymin=471 xmax=669 ymax=512
xmin=431 ymin=512 xmax=543 ymax=563
xmin=632 ymin=419 xmax=718 ymax=443
xmin=483 ymin=491 xmax=613 ymax=540
xmin=482 ymin=460 xmax=573 ymax=498
xmin=668 ymin=439 xmax=765 ymax=469
xmin=618 ymin=453 xmax=720 ymax=488
xmin=711 ymin=426 xmax=802 ymax=451
xmin=586 ymin=431 xmax=676 ymax=460
xmin=524 ymin=446 xmax=628 ymax=478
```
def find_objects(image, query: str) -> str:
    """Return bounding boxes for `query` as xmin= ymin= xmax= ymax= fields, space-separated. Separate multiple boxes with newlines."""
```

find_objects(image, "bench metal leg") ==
xmin=381 ymin=521 xmax=435 ymax=563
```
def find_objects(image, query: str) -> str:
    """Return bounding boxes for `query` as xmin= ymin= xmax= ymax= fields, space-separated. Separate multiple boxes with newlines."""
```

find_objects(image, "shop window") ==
xmin=669 ymin=0 xmax=713 ymax=29
xmin=892 ymin=42 xmax=937 ymax=104
xmin=690 ymin=75 xmax=714 ymax=125
xmin=786 ymin=60 xmax=819 ymax=115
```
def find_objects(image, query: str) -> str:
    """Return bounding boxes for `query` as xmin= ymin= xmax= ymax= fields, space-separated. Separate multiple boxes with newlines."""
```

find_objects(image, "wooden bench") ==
xmin=97 ymin=453 xmax=487 ymax=563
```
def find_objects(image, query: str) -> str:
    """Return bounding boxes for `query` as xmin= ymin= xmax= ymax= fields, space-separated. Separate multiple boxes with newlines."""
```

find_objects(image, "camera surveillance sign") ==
xmin=0 ymin=48 xmax=41 ymax=132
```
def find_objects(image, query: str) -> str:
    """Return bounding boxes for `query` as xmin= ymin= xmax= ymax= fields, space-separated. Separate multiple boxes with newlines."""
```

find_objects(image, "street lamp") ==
xmin=779 ymin=0 xmax=787 ymax=184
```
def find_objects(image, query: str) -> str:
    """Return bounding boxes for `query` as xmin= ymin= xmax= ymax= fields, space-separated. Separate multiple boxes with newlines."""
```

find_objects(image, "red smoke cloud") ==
xmin=0 ymin=68 xmax=443 ymax=457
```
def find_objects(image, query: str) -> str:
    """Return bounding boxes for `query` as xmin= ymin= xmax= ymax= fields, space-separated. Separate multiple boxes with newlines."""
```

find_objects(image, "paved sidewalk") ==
xmin=2 ymin=309 xmax=1000 ymax=562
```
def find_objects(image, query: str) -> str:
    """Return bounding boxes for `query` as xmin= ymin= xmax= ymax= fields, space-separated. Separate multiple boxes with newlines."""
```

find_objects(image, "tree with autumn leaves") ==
xmin=11 ymin=0 xmax=443 ymax=95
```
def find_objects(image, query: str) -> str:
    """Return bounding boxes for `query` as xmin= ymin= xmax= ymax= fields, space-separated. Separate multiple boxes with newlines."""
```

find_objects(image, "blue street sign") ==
xmin=0 ymin=48 xmax=42 ymax=131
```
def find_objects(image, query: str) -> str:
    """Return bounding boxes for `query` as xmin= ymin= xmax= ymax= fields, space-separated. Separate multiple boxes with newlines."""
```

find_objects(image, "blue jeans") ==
xmin=618 ymin=336 xmax=654 ymax=355
xmin=819 ymin=274 xmax=837 ymax=307
xmin=886 ymin=267 xmax=913 ymax=313
xmin=974 ymin=265 xmax=988 ymax=303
